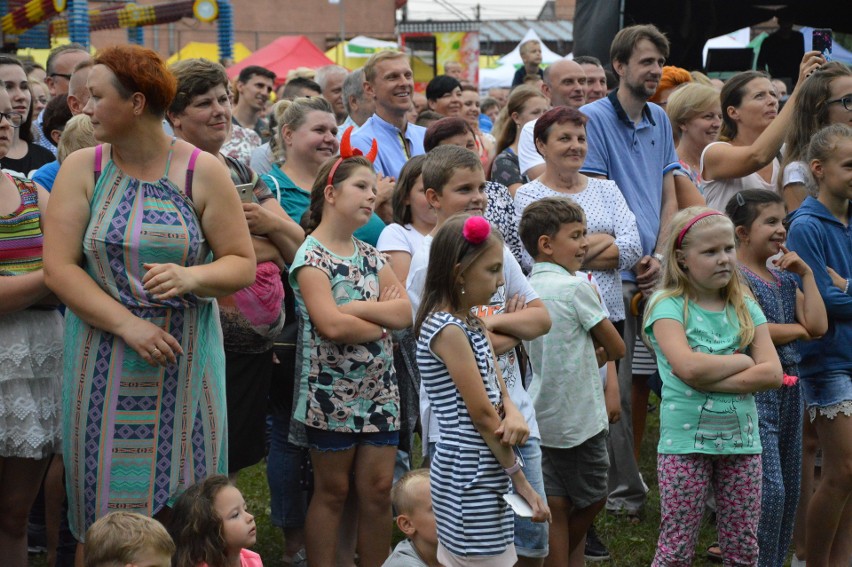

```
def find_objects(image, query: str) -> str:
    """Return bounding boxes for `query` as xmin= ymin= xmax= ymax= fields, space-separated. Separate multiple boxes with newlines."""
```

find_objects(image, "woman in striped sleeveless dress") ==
xmin=414 ymin=215 xmax=549 ymax=566
xmin=42 ymin=46 xmax=255 ymax=544
xmin=0 ymin=87 xmax=63 ymax=567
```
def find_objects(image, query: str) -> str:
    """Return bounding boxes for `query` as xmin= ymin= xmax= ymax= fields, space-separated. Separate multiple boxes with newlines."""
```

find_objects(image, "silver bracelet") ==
xmin=845 ymin=278 xmax=850 ymax=295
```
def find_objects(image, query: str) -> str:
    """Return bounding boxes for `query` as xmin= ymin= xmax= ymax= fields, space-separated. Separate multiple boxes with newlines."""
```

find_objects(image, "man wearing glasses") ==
xmin=0 ymin=110 xmax=24 ymax=129
xmin=45 ymin=44 xmax=90 ymax=98
xmin=34 ymin=44 xmax=90 ymax=154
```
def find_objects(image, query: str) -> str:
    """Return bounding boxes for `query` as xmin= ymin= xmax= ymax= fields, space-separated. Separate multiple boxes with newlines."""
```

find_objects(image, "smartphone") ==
xmin=236 ymin=183 xmax=254 ymax=203
xmin=503 ymin=493 xmax=534 ymax=518
xmin=812 ymin=28 xmax=832 ymax=62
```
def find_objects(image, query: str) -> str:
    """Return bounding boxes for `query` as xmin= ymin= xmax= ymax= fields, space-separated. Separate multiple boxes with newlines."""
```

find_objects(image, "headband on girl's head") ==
xmin=327 ymin=126 xmax=379 ymax=187
xmin=462 ymin=216 xmax=491 ymax=245
xmin=676 ymin=211 xmax=723 ymax=249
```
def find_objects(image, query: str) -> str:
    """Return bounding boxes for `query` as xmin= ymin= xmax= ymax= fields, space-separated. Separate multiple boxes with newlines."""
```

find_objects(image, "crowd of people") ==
xmin=0 ymin=20 xmax=850 ymax=567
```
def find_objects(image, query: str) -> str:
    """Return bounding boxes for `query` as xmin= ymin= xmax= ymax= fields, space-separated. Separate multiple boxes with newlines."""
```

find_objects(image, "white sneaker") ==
xmin=790 ymin=555 xmax=806 ymax=567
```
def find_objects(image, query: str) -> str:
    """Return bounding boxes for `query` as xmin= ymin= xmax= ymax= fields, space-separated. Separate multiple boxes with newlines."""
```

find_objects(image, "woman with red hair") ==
xmin=43 ymin=45 xmax=255 ymax=545
xmin=650 ymin=65 xmax=693 ymax=107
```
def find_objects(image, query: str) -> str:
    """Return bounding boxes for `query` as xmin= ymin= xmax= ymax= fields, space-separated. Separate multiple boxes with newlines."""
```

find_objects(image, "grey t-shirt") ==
xmin=382 ymin=539 xmax=429 ymax=567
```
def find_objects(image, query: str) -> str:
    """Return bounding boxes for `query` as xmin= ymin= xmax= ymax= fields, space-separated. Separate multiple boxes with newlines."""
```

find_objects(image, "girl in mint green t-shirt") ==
xmin=643 ymin=207 xmax=783 ymax=566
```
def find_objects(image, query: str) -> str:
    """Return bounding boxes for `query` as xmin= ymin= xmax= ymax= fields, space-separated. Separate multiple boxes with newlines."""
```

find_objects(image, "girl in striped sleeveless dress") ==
xmin=414 ymin=215 xmax=550 ymax=567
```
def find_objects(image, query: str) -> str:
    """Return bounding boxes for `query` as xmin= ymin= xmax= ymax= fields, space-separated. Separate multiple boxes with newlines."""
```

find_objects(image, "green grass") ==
xmin=29 ymin=393 xmax=794 ymax=566
xmin=228 ymin=395 xmax=724 ymax=567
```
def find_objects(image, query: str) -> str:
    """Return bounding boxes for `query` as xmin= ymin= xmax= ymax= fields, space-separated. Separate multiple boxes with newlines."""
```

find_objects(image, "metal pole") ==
xmin=339 ymin=0 xmax=345 ymax=48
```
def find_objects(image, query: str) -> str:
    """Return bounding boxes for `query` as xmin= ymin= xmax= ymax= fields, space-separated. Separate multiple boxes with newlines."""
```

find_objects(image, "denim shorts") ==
xmin=305 ymin=427 xmax=399 ymax=452
xmin=509 ymin=438 xmax=549 ymax=558
xmin=800 ymin=370 xmax=852 ymax=420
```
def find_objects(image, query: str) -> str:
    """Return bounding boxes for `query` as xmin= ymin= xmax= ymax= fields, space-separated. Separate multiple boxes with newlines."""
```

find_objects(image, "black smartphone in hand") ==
xmin=813 ymin=28 xmax=833 ymax=62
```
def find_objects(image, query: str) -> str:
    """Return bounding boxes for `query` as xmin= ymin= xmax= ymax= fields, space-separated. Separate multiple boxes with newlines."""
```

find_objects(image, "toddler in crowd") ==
xmin=170 ymin=475 xmax=262 ymax=567
xmin=384 ymin=469 xmax=440 ymax=567
xmin=84 ymin=511 xmax=174 ymax=567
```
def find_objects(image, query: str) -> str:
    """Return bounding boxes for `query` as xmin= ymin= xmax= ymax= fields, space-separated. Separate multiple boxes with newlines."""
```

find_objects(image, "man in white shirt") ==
xmin=518 ymin=59 xmax=587 ymax=180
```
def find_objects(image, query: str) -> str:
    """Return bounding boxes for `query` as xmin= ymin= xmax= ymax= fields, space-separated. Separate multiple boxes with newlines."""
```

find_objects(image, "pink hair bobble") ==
xmin=782 ymin=374 xmax=799 ymax=387
xmin=462 ymin=216 xmax=491 ymax=245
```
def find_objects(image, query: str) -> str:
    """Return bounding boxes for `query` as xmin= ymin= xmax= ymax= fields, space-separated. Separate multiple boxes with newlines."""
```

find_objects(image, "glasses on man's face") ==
xmin=0 ymin=112 xmax=24 ymax=128
xmin=827 ymin=96 xmax=852 ymax=111
xmin=50 ymin=72 xmax=72 ymax=81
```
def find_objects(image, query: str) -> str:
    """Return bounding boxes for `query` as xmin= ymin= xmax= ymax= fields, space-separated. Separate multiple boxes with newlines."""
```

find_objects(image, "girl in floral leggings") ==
xmin=643 ymin=208 xmax=783 ymax=566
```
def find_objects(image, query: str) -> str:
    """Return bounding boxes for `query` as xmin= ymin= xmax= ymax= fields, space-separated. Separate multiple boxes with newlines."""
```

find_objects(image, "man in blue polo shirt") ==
xmin=579 ymin=24 xmax=678 ymax=521
xmin=350 ymin=51 xmax=426 ymax=179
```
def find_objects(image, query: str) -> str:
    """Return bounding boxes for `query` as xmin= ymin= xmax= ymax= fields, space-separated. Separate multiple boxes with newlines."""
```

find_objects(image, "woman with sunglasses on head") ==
xmin=779 ymin=61 xmax=852 ymax=212
xmin=0 ymin=85 xmax=63 ymax=567
xmin=0 ymin=56 xmax=55 ymax=179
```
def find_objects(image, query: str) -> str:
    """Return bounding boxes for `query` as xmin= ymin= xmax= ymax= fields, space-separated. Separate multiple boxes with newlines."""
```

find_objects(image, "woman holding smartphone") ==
xmin=168 ymin=58 xmax=304 ymax=475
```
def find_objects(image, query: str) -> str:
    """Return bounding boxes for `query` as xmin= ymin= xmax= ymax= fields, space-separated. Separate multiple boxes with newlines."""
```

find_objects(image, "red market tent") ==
xmin=226 ymin=35 xmax=335 ymax=82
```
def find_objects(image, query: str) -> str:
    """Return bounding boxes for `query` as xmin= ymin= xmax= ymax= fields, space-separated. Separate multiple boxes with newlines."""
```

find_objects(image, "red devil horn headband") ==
xmin=327 ymin=126 xmax=379 ymax=186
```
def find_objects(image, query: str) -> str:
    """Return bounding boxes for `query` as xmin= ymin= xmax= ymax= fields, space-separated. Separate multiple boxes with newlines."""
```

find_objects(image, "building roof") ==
xmin=397 ymin=19 xmax=573 ymax=44
xmin=480 ymin=19 xmax=573 ymax=44
xmin=397 ymin=20 xmax=481 ymax=33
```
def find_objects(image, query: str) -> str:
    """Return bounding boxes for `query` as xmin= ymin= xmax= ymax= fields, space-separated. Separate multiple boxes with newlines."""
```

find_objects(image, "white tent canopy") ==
xmin=344 ymin=35 xmax=399 ymax=58
xmin=498 ymin=28 xmax=566 ymax=67
xmin=702 ymin=27 xmax=750 ymax=67
xmin=480 ymin=63 xmax=517 ymax=90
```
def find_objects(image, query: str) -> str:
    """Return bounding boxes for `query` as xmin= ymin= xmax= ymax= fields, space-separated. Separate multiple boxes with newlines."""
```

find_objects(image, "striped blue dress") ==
xmin=416 ymin=311 xmax=513 ymax=557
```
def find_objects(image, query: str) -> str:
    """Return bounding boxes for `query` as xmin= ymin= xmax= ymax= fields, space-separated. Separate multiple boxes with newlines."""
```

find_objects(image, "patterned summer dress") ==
xmin=0 ymin=174 xmax=63 ymax=459
xmin=63 ymin=142 xmax=227 ymax=540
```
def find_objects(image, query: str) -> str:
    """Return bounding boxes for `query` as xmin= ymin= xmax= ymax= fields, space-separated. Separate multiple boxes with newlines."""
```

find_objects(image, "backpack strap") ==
xmin=184 ymin=147 xmax=202 ymax=200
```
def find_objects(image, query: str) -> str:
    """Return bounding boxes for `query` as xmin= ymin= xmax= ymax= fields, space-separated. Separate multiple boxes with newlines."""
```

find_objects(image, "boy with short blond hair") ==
xmin=519 ymin=197 xmax=625 ymax=566
xmin=84 ymin=511 xmax=175 ymax=567
xmin=383 ymin=469 xmax=439 ymax=567
xmin=512 ymin=39 xmax=544 ymax=87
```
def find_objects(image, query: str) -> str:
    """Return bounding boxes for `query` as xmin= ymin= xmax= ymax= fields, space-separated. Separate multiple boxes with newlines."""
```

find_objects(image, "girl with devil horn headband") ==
xmin=288 ymin=129 xmax=413 ymax=566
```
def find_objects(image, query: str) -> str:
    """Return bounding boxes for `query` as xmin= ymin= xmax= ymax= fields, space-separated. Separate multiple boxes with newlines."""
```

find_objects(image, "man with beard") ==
xmin=578 ymin=23 xmax=678 ymax=539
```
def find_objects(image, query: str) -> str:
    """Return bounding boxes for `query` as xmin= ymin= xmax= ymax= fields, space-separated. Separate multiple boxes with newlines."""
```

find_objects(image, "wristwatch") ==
xmin=503 ymin=456 xmax=524 ymax=476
